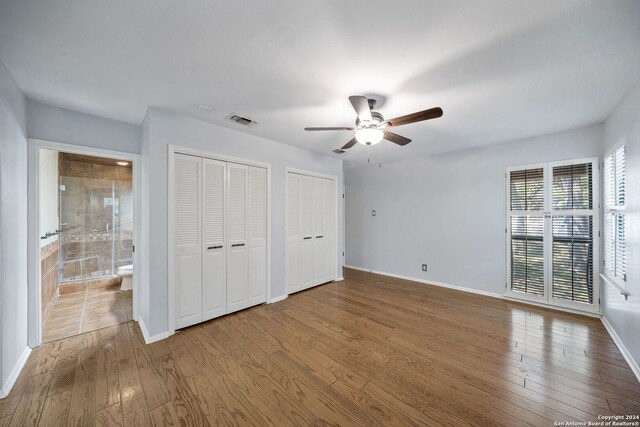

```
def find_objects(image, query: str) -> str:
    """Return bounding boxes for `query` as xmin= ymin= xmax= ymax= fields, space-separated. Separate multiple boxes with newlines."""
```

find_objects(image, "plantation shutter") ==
xmin=509 ymin=168 xmax=545 ymax=296
xmin=604 ymin=147 xmax=626 ymax=283
xmin=551 ymin=164 xmax=594 ymax=304
xmin=507 ymin=158 xmax=599 ymax=311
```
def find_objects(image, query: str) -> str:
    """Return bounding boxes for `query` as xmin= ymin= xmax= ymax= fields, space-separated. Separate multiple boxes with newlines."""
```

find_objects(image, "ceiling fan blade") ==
xmin=341 ymin=137 xmax=358 ymax=150
xmin=304 ymin=127 xmax=354 ymax=131
xmin=348 ymin=96 xmax=372 ymax=123
xmin=383 ymin=131 xmax=412 ymax=146
xmin=387 ymin=107 xmax=443 ymax=127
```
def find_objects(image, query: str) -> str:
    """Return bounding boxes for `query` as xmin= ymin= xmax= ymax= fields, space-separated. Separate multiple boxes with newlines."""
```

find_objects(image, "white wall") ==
xmin=141 ymin=108 xmax=344 ymax=337
xmin=602 ymin=77 xmax=640 ymax=376
xmin=39 ymin=149 xmax=58 ymax=248
xmin=0 ymin=60 xmax=28 ymax=397
xmin=27 ymin=100 xmax=141 ymax=154
xmin=345 ymin=124 xmax=602 ymax=295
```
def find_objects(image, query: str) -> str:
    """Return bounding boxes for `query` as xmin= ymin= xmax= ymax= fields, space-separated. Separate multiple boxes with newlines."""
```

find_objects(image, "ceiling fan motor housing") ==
xmin=356 ymin=111 xmax=385 ymax=128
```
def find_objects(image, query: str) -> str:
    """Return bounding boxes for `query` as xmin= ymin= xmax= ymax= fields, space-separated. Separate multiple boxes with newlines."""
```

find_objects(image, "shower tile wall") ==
xmin=40 ymin=239 xmax=59 ymax=322
xmin=59 ymin=155 xmax=133 ymax=281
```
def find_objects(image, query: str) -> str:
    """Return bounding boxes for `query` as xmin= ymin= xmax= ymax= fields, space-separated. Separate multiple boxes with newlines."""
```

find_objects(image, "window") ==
xmin=603 ymin=146 xmax=626 ymax=284
xmin=506 ymin=158 xmax=599 ymax=312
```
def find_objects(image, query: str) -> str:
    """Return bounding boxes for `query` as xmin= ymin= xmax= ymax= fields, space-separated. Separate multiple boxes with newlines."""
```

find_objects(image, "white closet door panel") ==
xmin=286 ymin=174 xmax=300 ymax=292
xmin=174 ymin=154 xmax=202 ymax=328
xmin=323 ymin=178 xmax=336 ymax=281
xmin=248 ymin=167 xmax=267 ymax=305
xmin=175 ymin=253 xmax=201 ymax=329
xmin=300 ymin=175 xmax=314 ymax=288
xmin=300 ymin=176 xmax=314 ymax=236
xmin=202 ymin=159 xmax=226 ymax=320
xmin=313 ymin=177 xmax=325 ymax=283
xmin=227 ymin=163 xmax=248 ymax=313
xmin=313 ymin=177 xmax=325 ymax=235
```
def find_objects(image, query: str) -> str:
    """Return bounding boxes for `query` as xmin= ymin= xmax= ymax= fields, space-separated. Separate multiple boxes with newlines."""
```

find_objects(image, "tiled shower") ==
xmin=58 ymin=154 xmax=133 ymax=282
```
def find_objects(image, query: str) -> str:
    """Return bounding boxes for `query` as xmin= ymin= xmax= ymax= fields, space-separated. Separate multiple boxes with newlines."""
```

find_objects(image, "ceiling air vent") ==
xmin=226 ymin=113 xmax=259 ymax=127
xmin=332 ymin=149 xmax=346 ymax=154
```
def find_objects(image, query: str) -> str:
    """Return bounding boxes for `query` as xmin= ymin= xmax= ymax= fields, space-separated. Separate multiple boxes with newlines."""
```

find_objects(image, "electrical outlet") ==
xmin=422 ymin=264 xmax=428 ymax=272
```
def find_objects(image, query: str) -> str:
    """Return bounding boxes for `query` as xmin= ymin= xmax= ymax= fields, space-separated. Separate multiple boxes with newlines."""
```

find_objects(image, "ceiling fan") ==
xmin=305 ymin=96 xmax=443 ymax=151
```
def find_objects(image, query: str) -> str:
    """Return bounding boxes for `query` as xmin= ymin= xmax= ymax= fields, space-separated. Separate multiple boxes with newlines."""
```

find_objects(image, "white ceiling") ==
xmin=1 ymin=1 xmax=639 ymax=165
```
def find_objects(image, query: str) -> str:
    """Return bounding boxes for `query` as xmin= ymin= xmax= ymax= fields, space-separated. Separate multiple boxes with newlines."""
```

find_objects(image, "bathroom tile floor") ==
xmin=42 ymin=287 xmax=133 ymax=343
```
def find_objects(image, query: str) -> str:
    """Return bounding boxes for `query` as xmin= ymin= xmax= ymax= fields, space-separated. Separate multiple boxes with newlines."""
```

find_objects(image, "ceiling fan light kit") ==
xmin=355 ymin=128 xmax=383 ymax=145
xmin=304 ymin=95 xmax=443 ymax=152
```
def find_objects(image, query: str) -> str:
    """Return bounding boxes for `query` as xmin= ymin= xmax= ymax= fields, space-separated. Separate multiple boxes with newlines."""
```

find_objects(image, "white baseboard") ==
xmin=344 ymin=264 xmax=371 ymax=273
xmin=344 ymin=265 xmax=601 ymax=318
xmin=601 ymin=316 xmax=640 ymax=383
xmin=344 ymin=265 xmax=502 ymax=299
xmin=268 ymin=294 xmax=288 ymax=304
xmin=335 ymin=276 xmax=345 ymax=282
xmin=138 ymin=318 xmax=172 ymax=344
xmin=371 ymin=268 xmax=504 ymax=299
xmin=0 ymin=347 xmax=32 ymax=399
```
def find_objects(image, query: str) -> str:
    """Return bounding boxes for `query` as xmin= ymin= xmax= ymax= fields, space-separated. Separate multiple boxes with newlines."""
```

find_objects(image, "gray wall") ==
xmin=0 ymin=60 xmax=28 ymax=396
xmin=142 ymin=108 xmax=344 ymax=337
xmin=27 ymin=100 xmax=141 ymax=153
xmin=345 ymin=124 xmax=602 ymax=295
xmin=602 ymin=77 xmax=640 ymax=373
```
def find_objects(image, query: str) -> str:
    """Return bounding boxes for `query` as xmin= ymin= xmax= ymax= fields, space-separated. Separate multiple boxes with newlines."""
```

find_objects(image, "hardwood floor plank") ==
xmin=38 ymin=390 xmax=71 ymax=427
xmin=8 ymin=373 xmax=52 ymax=427
xmin=149 ymin=402 xmax=180 ymax=427
xmin=118 ymin=367 xmax=151 ymax=427
xmin=127 ymin=323 xmax=170 ymax=410
xmin=66 ymin=333 xmax=98 ymax=427
xmin=96 ymin=327 xmax=120 ymax=411
xmin=156 ymin=354 xmax=209 ymax=426
xmin=331 ymin=378 xmax=420 ymax=427
xmin=113 ymin=323 xmax=136 ymax=373
xmin=186 ymin=373 xmax=237 ymax=426
xmin=96 ymin=402 xmax=123 ymax=427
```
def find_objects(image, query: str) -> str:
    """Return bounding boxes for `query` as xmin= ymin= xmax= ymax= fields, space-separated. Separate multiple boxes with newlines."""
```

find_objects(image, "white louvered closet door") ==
xmin=313 ymin=177 xmax=326 ymax=283
xmin=226 ymin=163 xmax=249 ymax=313
xmin=202 ymin=158 xmax=226 ymax=321
xmin=286 ymin=174 xmax=301 ymax=293
xmin=299 ymin=175 xmax=315 ymax=289
xmin=322 ymin=178 xmax=336 ymax=282
xmin=248 ymin=167 xmax=267 ymax=305
xmin=174 ymin=154 xmax=202 ymax=329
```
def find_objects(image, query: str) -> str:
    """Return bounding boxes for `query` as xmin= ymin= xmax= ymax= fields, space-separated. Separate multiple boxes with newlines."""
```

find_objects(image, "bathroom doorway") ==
xmin=32 ymin=144 xmax=139 ymax=344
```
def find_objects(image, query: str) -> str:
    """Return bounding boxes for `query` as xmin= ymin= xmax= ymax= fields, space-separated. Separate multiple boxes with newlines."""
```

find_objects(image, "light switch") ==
xmin=372 ymin=210 xmax=376 ymax=216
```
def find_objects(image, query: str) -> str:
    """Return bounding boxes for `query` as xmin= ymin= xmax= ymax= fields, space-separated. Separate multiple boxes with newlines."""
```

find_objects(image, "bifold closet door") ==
xmin=227 ymin=163 xmax=249 ymax=313
xmin=299 ymin=175 xmax=315 ymax=289
xmin=313 ymin=177 xmax=326 ymax=283
xmin=322 ymin=178 xmax=336 ymax=282
xmin=286 ymin=173 xmax=301 ymax=293
xmin=174 ymin=154 xmax=202 ymax=329
xmin=286 ymin=172 xmax=336 ymax=294
xmin=202 ymin=158 xmax=226 ymax=321
xmin=248 ymin=166 xmax=267 ymax=305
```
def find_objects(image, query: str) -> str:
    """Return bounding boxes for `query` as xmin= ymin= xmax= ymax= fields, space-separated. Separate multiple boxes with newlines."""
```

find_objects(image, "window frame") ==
xmin=505 ymin=157 xmax=600 ymax=313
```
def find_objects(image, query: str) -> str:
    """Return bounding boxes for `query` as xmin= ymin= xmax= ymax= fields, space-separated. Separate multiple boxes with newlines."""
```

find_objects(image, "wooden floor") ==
xmin=2 ymin=268 xmax=639 ymax=426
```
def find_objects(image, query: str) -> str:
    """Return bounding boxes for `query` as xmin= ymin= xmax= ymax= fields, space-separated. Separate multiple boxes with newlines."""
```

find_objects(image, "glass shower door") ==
xmin=59 ymin=175 xmax=116 ymax=282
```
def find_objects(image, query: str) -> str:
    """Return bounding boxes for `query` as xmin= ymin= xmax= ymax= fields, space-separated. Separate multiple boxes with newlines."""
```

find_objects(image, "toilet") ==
xmin=117 ymin=264 xmax=133 ymax=290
